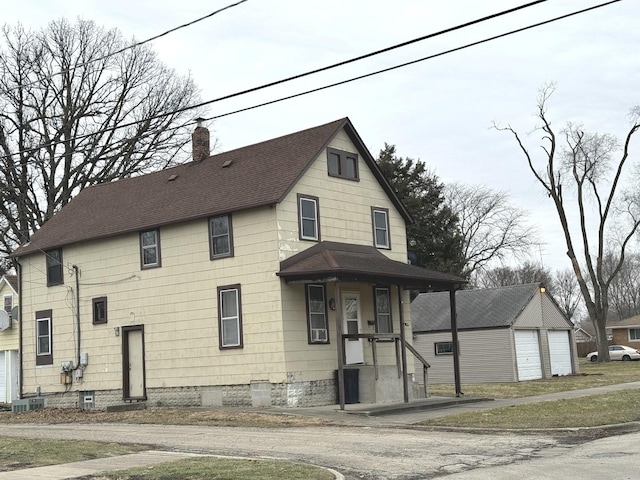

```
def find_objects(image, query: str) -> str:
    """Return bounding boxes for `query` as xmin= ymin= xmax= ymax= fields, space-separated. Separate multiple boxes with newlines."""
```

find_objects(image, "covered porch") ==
xmin=277 ymin=241 xmax=466 ymax=410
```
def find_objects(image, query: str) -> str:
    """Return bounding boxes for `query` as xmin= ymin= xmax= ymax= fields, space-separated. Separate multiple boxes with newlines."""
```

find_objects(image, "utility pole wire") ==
xmin=2 ymin=0 xmax=249 ymax=94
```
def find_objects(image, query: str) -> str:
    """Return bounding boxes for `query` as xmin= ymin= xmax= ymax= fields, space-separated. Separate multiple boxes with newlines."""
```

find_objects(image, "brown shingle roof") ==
xmin=277 ymin=241 xmax=465 ymax=289
xmin=608 ymin=315 xmax=640 ymax=328
xmin=13 ymin=118 xmax=410 ymax=257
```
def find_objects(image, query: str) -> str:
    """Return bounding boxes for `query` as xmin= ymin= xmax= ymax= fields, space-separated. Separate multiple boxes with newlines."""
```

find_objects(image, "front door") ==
xmin=342 ymin=292 xmax=364 ymax=364
xmin=123 ymin=325 xmax=146 ymax=400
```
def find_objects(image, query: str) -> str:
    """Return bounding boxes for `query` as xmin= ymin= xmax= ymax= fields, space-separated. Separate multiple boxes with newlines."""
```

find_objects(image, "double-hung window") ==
xmin=3 ymin=294 xmax=12 ymax=314
xmin=140 ymin=230 xmax=161 ymax=268
xmin=210 ymin=215 xmax=233 ymax=259
xmin=630 ymin=328 xmax=640 ymax=341
xmin=374 ymin=287 xmax=392 ymax=334
xmin=306 ymin=284 xmax=328 ymax=344
xmin=298 ymin=194 xmax=320 ymax=241
xmin=36 ymin=309 xmax=53 ymax=366
xmin=218 ymin=285 xmax=242 ymax=349
xmin=46 ymin=249 xmax=63 ymax=286
xmin=372 ymin=207 xmax=390 ymax=249
xmin=327 ymin=147 xmax=359 ymax=181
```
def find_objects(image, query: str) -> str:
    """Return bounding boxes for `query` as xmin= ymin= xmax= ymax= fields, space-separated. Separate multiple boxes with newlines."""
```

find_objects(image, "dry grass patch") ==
xmin=0 ymin=407 xmax=329 ymax=428
xmin=427 ymin=359 xmax=640 ymax=399
xmin=86 ymin=457 xmax=335 ymax=480
xmin=420 ymin=388 xmax=640 ymax=429
xmin=0 ymin=436 xmax=148 ymax=472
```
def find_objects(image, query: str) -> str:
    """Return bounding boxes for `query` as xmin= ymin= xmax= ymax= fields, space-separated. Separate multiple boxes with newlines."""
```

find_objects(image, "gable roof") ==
xmin=411 ymin=283 xmax=545 ymax=332
xmin=0 ymin=274 xmax=18 ymax=294
xmin=277 ymin=241 xmax=465 ymax=289
xmin=13 ymin=118 xmax=411 ymax=257
xmin=607 ymin=315 xmax=640 ymax=329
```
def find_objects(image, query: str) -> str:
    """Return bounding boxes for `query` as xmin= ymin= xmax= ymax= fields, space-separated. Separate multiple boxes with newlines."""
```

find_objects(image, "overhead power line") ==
xmin=2 ymin=0 xmax=621 ymax=160
xmin=4 ymin=0 xmax=248 ymax=94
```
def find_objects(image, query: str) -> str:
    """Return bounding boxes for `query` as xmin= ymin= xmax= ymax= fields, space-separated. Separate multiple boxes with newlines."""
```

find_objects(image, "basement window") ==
xmin=435 ymin=341 xmax=454 ymax=355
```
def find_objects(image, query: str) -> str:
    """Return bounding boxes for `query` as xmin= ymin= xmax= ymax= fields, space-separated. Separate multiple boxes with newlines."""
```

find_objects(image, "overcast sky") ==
xmin=4 ymin=0 xmax=639 ymax=272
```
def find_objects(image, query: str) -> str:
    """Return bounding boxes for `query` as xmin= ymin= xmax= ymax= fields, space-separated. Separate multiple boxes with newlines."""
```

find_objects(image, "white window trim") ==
xmin=37 ymin=317 xmax=52 ymax=356
xmin=219 ymin=287 xmax=241 ymax=348
xmin=307 ymin=284 xmax=328 ymax=344
xmin=374 ymin=287 xmax=393 ymax=334
xmin=141 ymin=230 xmax=160 ymax=268
xmin=299 ymin=196 xmax=319 ymax=241
xmin=372 ymin=208 xmax=390 ymax=248
xmin=3 ymin=294 xmax=12 ymax=313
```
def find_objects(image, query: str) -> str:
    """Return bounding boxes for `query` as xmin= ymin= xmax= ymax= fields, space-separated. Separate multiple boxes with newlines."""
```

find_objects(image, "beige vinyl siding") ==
xmin=413 ymin=328 xmax=517 ymax=384
xmin=513 ymin=294 xmax=544 ymax=328
xmin=20 ymin=207 xmax=287 ymax=394
xmin=0 ymin=283 xmax=17 ymax=352
xmin=540 ymin=295 xmax=573 ymax=328
xmin=276 ymin=129 xmax=407 ymax=263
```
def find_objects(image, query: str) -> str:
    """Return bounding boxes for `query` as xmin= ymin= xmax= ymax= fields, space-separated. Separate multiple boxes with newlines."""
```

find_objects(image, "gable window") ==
xmin=306 ymin=284 xmax=329 ymax=344
xmin=435 ymin=341 xmax=454 ymax=356
xmin=36 ymin=309 xmax=53 ymax=366
xmin=140 ymin=230 xmax=161 ymax=268
xmin=92 ymin=297 xmax=107 ymax=325
xmin=630 ymin=329 xmax=640 ymax=341
xmin=374 ymin=287 xmax=392 ymax=334
xmin=218 ymin=285 xmax=243 ymax=349
xmin=372 ymin=207 xmax=390 ymax=249
xmin=209 ymin=215 xmax=233 ymax=259
xmin=327 ymin=147 xmax=359 ymax=181
xmin=298 ymin=194 xmax=320 ymax=241
xmin=46 ymin=249 xmax=63 ymax=286
xmin=3 ymin=294 xmax=12 ymax=314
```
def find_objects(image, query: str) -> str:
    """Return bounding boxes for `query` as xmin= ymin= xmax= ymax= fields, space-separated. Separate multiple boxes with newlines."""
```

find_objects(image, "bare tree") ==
xmin=498 ymin=84 xmax=640 ymax=361
xmin=552 ymin=268 xmax=582 ymax=323
xmin=445 ymin=183 xmax=537 ymax=277
xmin=474 ymin=262 xmax=552 ymax=289
xmin=604 ymin=251 xmax=640 ymax=321
xmin=0 ymin=19 xmax=206 ymax=257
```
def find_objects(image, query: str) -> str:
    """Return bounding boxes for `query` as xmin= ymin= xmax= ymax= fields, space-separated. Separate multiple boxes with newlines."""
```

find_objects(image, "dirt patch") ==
xmin=0 ymin=407 xmax=331 ymax=428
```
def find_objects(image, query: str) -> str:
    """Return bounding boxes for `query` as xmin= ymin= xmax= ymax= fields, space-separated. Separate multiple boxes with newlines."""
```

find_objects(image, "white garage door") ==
xmin=548 ymin=330 xmax=572 ymax=376
xmin=0 ymin=351 xmax=5 ymax=403
xmin=515 ymin=330 xmax=542 ymax=381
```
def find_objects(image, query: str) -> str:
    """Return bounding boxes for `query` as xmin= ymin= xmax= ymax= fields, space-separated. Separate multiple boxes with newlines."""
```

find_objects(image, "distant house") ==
xmin=411 ymin=283 xmax=579 ymax=384
xmin=606 ymin=316 xmax=640 ymax=347
xmin=11 ymin=118 xmax=464 ymax=409
xmin=0 ymin=274 xmax=19 ymax=404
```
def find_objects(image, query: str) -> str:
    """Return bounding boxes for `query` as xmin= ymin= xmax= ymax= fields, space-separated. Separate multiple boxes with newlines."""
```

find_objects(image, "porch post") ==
xmin=334 ymin=281 xmax=345 ymax=410
xmin=449 ymin=287 xmax=462 ymax=397
xmin=398 ymin=285 xmax=409 ymax=403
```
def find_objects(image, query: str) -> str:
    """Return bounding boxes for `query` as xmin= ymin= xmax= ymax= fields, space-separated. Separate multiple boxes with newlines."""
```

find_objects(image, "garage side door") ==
xmin=515 ymin=330 xmax=542 ymax=381
xmin=0 ymin=351 xmax=5 ymax=403
xmin=548 ymin=330 xmax=572 ymax=376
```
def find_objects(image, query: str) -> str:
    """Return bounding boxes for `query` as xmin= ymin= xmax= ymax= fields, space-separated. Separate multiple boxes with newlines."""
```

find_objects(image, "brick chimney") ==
xmin=192 ymin=118 xmax=210 ymax=162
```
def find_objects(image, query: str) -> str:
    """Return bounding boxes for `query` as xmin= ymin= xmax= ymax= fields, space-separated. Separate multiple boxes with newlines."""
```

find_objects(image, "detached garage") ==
xmin=411 ymin=283 xmax=579 ymax=384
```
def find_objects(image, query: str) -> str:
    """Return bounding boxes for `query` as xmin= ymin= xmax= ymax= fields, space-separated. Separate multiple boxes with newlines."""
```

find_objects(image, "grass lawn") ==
xmin=420 ymin=359 xmax=640 ymax=429
xmin=426 ymin=359 xmax=640 ymax=398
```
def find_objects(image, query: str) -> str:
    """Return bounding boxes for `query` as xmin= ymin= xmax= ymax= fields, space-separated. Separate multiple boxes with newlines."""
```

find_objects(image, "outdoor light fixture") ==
xmin=540 ymin=287 xmax=546 ymax=293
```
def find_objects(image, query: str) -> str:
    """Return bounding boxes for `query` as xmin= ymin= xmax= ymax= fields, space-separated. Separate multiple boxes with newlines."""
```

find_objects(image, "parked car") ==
xmin=587 ymin=345 xmax=640 ymax=362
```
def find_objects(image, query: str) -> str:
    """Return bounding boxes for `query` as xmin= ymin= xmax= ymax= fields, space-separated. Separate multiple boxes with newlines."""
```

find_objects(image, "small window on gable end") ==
xmin=140 ymin=230 xmax=161 ymax=269
xmin=210 ymin=215 xmax=233 ymax=259
xmin=46 ymin=249 xmax=63 ymax=286
xmin=326 ymin=147 xmax=359 ymax=181
xmin=372 ymin=207 xmax=390 ymax=249
xmin=298 ymin=194 xmax=320 ymax=241
xmin=93 ymin=297 xmax=107 ymax=325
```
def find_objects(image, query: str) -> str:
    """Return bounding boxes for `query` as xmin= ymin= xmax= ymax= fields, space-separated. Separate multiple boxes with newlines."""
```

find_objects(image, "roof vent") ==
xmin=168 ymin=174 xmax=178 ymax=182
xmin=222 ymin=160 xmax=233 ymax=168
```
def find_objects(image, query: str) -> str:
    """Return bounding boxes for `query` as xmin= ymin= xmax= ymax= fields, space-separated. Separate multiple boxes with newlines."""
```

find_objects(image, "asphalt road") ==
xmin=0 ymin=422 xmax=609 ymax=479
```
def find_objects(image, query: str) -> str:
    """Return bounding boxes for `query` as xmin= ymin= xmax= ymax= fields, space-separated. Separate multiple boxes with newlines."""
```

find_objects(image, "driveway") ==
xmin=0 ymin=422 xmax=574 ymax=479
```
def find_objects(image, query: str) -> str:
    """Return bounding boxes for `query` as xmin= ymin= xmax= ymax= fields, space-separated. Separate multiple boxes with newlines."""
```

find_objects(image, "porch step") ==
xmin=340 ymin=396 xmax=493 ymax=416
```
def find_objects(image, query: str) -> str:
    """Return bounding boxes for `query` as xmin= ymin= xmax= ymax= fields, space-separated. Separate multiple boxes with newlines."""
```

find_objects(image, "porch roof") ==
xmin=276 ymin=241 xmax=466 ymax=290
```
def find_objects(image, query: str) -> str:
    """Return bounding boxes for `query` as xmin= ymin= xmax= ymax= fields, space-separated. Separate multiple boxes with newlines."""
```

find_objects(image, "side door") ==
xmin=122 ymin=325 xmax=147 ymax=400
xmin=342 ymin=292 xmax=364 ymax=364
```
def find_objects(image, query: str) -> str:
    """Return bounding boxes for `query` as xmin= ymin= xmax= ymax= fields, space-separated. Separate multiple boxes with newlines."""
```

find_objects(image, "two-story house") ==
xmin=0 ymin=274 xmax=19 ymax=404
xmin=12 ymin=118 xmax=464 ymax=409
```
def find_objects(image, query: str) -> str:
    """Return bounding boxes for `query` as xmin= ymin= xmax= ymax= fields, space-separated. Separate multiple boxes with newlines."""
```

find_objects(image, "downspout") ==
xmin=73 ymin=265 xmax=81 ymax=368
xmin=398 ymin=285 xmax=409 ymax=403
xmin=17 ymin=259 xmax=23 ymax=399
